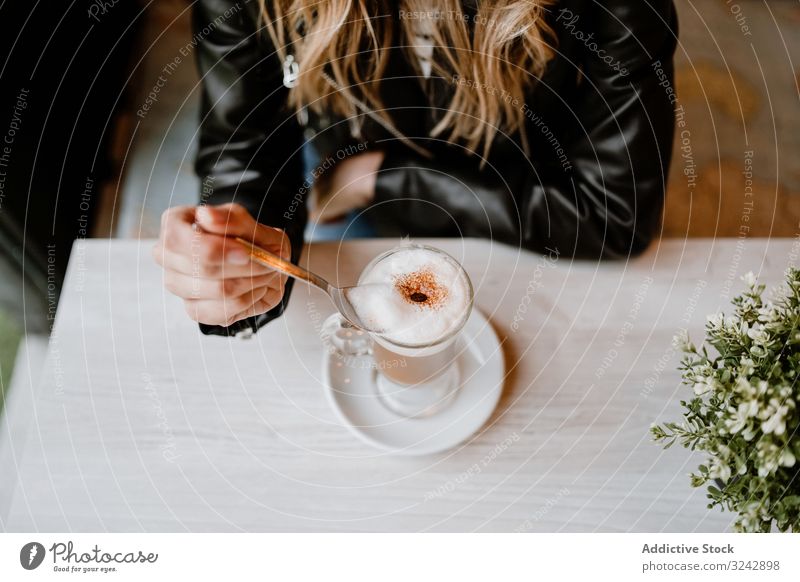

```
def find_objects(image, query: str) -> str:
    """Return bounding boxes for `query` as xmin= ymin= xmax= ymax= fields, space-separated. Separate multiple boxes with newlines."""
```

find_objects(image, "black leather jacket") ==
xmin=194 ymin=0 xmax=678 ymax=336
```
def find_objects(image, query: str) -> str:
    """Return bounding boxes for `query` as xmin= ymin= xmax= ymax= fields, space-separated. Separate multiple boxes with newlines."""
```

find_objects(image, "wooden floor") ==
xmin=662 ymin=2 xmax=800 ymax=238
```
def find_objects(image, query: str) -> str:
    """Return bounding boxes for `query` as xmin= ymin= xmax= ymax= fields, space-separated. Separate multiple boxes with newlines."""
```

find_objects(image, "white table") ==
xmin=2 ymin=237 xmax=797 ymax=532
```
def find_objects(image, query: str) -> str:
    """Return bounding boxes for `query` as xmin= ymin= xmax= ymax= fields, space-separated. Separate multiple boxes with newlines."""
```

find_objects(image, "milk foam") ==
xmin=349 ymin=246 xmax=471 ymax=346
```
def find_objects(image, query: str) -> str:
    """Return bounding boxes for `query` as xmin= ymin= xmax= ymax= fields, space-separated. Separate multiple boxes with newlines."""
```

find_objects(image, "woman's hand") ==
xmin=153 ymin=202 xmax=290 ymax=327
xmin=310 ymin=150 xmax=384 ymax=223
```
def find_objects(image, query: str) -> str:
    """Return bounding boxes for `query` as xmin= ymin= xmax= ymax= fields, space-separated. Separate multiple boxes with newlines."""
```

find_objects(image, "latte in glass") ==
xmin=347 ymin=244 xmax=474 ymax=417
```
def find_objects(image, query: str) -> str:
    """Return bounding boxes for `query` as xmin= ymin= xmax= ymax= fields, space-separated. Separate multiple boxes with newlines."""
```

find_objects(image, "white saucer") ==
xmin=322 ymin=310 xmax=505 ymax=455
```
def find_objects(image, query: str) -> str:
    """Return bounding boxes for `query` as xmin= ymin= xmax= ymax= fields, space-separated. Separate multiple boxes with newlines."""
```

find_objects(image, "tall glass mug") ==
xmin=357 ymin=245 xmax=474 ymax=417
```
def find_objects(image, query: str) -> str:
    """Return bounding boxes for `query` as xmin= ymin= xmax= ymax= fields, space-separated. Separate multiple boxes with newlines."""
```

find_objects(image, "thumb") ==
xmin=196 ymin=203 xmax=290 ymax=259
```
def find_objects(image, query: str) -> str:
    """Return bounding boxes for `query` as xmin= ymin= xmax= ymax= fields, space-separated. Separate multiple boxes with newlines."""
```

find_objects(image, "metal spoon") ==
xmin=234 ymin=237 xmax=386 ymax=333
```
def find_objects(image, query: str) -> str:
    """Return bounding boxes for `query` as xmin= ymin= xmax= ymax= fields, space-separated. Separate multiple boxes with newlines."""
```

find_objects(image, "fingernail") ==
xmin=227 ymin=249 xmax=250 ymax=265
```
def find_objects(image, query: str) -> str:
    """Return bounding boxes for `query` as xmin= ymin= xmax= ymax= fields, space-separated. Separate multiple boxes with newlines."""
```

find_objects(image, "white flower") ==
xmin=696 ymin=364 xmax=713 ymax=378
xmin=779 ymin=448 xmax=796 ymax=468
xmin=725 ymin=407 xmax=747 ymax=434
xmin=707 ymin=312 xmax=724 ymax=329
xmin=725 ymin=401 xmax=758 ymax=434
xmin=746 ymin=325 xmax=769 ymax=345
xmin=743 ymin=399 xmax=759 ymax=418
xmin=733 ymin=376 xmax=755 ymax=398
xmin=757 ymin=442 xmax=781 ymax=477
xmin=672 ymin=329 xmax=694 ymax=351
xmin=742 ymin=271 xmax=757 ymax=288
xmin=761 ymin=403 xmax=789 ymax=435
xmin=708 ymin=458 xmax=731 ymax=482
xmin=693 ymin=379 xmax=713 ymax=395
xmin=758 ymin=306 xmax=780 ymax=323
xmin=738 ymin=501 xmax=769 ymax=531
xmin=739 ymin=357 xmax=755 ymax=373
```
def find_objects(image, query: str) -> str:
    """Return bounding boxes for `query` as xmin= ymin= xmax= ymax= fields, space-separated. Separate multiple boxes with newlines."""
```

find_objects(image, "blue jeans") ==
xmin=302 ymin=142 xmax=377 ymax=242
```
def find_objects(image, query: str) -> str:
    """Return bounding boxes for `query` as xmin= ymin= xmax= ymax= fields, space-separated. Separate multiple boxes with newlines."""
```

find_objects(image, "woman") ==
xmin=153 ymin=0 xmax=678 ymax=336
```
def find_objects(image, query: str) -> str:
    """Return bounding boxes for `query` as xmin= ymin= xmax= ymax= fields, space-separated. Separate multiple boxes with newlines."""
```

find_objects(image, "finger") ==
xmin=159 ymin=221 xmax=272 ymax=270
xmin=163 ymin=271 xmax=281 ymax=300
xmin=196 ymin=203 xmax=291 ymax=260
xmin=158 ymin=205 xmax=197 ymax=253
xmin=153 ymin=244 xmax=274 ymax=278
xmin=156 ymin=203 xmax=282 ymax=268
xmin=183 ymin=285 xmax=271 ymax=327
xmin=229 ymin=286 xmax=285 ymax=324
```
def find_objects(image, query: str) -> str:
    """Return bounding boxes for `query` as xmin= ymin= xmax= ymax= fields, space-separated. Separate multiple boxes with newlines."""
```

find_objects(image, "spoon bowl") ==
xmin=234 ymin=237 xmax=387 ymax=333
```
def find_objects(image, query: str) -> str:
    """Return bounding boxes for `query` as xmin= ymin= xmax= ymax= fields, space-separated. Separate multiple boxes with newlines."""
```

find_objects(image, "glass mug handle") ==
xmin=320 ymin=313 xmax=462 ymax=418
xmin=320 ymin=313 xmax=372 ymax=357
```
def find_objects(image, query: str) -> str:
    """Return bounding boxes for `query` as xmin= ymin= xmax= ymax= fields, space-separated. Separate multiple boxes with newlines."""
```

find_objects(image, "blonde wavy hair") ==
xmin=259 ymin=0 xmax=555 ymax=158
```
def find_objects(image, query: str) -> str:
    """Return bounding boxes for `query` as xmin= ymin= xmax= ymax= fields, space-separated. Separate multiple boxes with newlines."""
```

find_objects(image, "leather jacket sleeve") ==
xmin=373 ymin=0 xmax=678 ymax=260
xmin=193 ymin=0 xmax=306 ymax=337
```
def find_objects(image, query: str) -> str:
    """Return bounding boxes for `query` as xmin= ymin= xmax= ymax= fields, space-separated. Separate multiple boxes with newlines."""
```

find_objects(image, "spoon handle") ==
xmin=235 ymin=237 xmax=332 ymax=292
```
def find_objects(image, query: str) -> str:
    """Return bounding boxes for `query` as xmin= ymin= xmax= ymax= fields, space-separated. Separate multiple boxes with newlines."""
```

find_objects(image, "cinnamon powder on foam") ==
xmin=393 ymin=268 xmax=449 ymax=308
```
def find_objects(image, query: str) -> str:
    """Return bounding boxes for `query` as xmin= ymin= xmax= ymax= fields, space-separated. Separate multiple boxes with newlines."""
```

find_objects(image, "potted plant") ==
xmin=652 ymin=269 xmax=800 ymax=532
